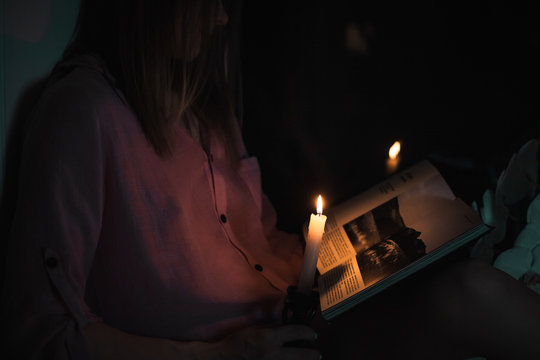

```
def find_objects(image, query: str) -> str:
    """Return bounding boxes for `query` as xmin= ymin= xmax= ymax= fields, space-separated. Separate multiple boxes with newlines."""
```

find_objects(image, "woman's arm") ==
xmin=85 ymin=321 xmax=321 ymax=360
xmin=2 ymin=74 xmax=108 ymax=359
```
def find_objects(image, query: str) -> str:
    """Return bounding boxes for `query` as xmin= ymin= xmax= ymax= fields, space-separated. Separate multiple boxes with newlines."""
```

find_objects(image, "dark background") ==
xmin=241 ymin=0 xmax=540 ymax=233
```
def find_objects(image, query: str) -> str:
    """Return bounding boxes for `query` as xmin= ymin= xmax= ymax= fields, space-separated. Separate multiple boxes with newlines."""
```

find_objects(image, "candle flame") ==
xmin=388 ymin=141 xmax=401 ymax=160
xmin=316 ymin=195 xmax=323 ymax=215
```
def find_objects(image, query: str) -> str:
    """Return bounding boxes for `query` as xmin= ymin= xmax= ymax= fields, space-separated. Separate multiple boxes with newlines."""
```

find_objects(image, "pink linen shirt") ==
xmin=2 ymin=55 xmax=304 ymax=358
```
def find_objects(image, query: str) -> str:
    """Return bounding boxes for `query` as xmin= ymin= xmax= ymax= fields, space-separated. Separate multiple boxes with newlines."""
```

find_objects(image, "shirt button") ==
xmin=46 ymin=257 xmax=58 ymax=268
xmin=254 ymin=264 xmax=263 ymax=272
xmin=220 ymin=214 xmax=227 ymax=223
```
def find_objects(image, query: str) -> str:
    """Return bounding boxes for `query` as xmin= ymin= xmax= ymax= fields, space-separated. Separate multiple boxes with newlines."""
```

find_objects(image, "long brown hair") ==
xmin=61 ymin=0 xmax=243 ymax=160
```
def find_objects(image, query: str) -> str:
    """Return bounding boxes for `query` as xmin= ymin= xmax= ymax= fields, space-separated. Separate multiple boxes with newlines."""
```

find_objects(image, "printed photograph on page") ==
xmin=342 ymin=174 xmax=465 ymax=288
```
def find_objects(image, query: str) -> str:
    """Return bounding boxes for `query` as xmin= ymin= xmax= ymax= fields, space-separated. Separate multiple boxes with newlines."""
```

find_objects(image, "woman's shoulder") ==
xmin=34 ymin=53 xmax=129 ymax=127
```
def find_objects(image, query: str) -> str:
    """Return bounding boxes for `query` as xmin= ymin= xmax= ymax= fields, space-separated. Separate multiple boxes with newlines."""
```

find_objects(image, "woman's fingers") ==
xmin=258 ymin=325 xmax=320 ymax=360
xmin=266 ymin=324 xmax=317 ymax=345
xmin=215 ymin=324 xmax=320 ymax=360
xmin=276 ymin=346 xmax=320 ymax=360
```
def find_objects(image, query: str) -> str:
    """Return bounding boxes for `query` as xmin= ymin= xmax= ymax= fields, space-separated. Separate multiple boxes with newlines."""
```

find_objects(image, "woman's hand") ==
xmin=85 ymin=321 xmax=320 ymax=360
xmin=210 ymin=324 xmax=321 ymax=360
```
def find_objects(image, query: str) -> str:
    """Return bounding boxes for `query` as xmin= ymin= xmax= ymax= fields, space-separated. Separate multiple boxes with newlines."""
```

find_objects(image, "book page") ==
xmin=316 ymin=160 xmax=487 ymax=315
xmin=315 ymin=160 xmax=455 ymax=273
xmin=318 ymin=190 xmax=485 ymax=314
xmin=331 ymin=160 xmax=454 ymax=227
xmin=316 ymin=217 xmax=356 ymax=274
xmin=319 ymin=257 xmax=365 ymax=310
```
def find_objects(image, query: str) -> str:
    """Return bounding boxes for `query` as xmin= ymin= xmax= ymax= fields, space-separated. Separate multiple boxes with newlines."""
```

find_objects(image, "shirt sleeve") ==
xmin=2 ymin=77 xmax=106 ymax=359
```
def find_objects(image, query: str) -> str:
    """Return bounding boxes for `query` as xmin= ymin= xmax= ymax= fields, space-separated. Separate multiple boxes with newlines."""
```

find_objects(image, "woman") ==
xmin=1 ymin=0 xmax=319 ymax=358
xmin=2 ymin=0 xmax=540 ymax=359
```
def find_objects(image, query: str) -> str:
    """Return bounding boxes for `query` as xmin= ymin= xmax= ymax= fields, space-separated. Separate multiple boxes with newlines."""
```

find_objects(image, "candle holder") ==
xmin=282 ymin=286 xmax=320 ymax=350
xmin=282 ymin=285 xmax=319 ymax=325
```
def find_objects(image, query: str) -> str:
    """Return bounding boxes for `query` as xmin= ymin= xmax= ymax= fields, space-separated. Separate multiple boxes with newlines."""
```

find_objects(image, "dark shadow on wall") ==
xmin=241 ymin=0 xmax=540 ymax=233
xmin=0 ymin=77 xmax=49 ymax=292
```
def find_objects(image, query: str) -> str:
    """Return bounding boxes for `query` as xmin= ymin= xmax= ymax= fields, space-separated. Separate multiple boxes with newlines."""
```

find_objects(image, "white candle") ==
xmin=298 ymin=195 xmax=327 ymax=294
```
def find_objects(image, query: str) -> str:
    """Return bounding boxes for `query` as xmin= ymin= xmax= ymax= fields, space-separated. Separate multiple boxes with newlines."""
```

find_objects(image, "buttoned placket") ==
xmin=204 ymin=152 xmax=281 ymax=287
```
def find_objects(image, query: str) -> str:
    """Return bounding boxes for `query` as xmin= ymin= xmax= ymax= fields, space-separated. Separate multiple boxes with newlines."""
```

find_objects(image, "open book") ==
xmin=312 ymin=160 xmax=491 ymax=320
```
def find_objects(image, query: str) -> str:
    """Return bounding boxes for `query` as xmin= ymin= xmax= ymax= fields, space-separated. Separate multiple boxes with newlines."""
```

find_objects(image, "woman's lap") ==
xmin=313 ymin=255 xmax=540 ymax=359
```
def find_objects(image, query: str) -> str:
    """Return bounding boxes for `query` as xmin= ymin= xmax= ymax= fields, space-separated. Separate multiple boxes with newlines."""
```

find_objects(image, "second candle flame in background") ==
xmin=386 ymin=141 xmax=401 ymax=175
xmin=388 ymin=141 xmax=401 ymax=160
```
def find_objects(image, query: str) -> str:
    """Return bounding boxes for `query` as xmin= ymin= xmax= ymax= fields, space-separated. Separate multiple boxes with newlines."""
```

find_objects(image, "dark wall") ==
xmin=241 ymin=0 xmax=540 ymax=233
